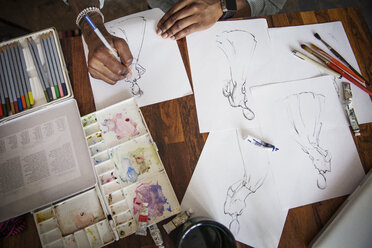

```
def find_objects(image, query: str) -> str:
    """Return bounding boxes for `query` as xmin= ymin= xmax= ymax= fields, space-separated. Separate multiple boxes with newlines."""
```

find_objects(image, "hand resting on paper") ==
xmin=156 ymin=0 xmax=251 ymax=40
xmin=81 ymin=13 xmax=133 ymax=85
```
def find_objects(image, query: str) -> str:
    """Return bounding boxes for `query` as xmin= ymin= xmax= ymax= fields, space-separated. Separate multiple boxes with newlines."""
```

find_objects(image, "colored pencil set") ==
xmin=0 ymin=42 xmax=34 ymax=117
xmin=295 ymin=33 xmax=372 ymax=97
xmin=0 ymin=31 xmax=69 ymax=118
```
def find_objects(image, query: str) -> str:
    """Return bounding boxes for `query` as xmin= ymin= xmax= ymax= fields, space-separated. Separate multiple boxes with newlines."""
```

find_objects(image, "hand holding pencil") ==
xmin=80 ymin=12 xmax=133 ymax=85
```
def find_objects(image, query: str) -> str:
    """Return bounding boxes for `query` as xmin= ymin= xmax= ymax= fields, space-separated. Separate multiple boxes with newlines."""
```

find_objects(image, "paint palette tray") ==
xmin=0 ymin=28 xmax=72 ymax=121
xmin=82 ymin=98 xmax=181 ymax=235
xmin=33 ymin=187 xmax=116 ymax=248
xmin=31 ymin=98 xmax=181 ymax=247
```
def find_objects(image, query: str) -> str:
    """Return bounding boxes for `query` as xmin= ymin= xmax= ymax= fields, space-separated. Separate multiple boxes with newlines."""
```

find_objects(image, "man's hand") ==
xmin=156 ymin=0 xmax=223 ymax=40
xmin=82 ymin=13 xmax=133 ymax=85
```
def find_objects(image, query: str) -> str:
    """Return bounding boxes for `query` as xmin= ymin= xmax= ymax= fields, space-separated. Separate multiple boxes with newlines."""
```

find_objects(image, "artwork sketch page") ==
xmin=250 ymin=75 xmax=365 ymax=209
xmin=82 ymin=8 xmax=192 ymax=110
xmin=251 ymin=21 xmax=372 ymax=124
xmin=181 ymin=129 xmax=288 ymax=248
xmin=187 ymin=18 xmax=272 ymax=132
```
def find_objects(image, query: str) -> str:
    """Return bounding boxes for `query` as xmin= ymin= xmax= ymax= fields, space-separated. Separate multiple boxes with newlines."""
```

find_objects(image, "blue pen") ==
xmin=245 ymin=135 xmax=279 ymax=152
xmin=84 ymin=15 xmax=121 ymax=62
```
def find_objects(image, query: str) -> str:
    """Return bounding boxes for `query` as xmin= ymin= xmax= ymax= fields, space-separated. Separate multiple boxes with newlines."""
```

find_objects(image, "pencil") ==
xmin=84 ymin=15 xmax=121 ymax=62
xmin=11 ymin=43 xmax=28 ymax=109
xmin=34 ymin=39 xmax=55 ymax=100
xmin=292 ymin=50 xmax=341 ymax=78
xmin=0 ymin=48 xmax=9 ymax=116
xmin=27 ymin=38 xmax=51 ymax=102
xmin=30 ymin=37 xmax=53 ymax=100
xmin=40 ymin=35 xmax=59 ymax=99
xmin=47 ymin=33 xmax=63 ymax=97
xmin=14 ymin=42 xmax=30 ymax=108
xmin=48 ymin=33 xmax=68 ymax=96
xmin=0 ymin=69 xmax=8 ymax=117
xmin=0 ymin=47 xmax=14 ymax=114
xmin=44 ymin=34 xmax=61 ymax=98
xmin=9 ymin=44 xmax=25 ymax=111
xmin=0 ymin=53 xmax=6 ymax=117
xmin=17 ymin=43 xmax=34 ymax=106
xmin=314 ymin=33 xmax=369 ymax=86
xmin=4 ymin=45 xmax=20 ymax=113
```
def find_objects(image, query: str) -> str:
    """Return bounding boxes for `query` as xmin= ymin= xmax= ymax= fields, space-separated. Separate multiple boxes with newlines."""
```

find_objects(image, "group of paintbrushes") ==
xmin=0 ymin=32 xmax=68 ymax=118
xmin=293 ymin=33 xmax=371 ymax=97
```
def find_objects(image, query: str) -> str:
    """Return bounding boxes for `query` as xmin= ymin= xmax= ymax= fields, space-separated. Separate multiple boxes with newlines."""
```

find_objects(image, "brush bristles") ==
xmin=314 ymin=33 xmax=321 ymax=40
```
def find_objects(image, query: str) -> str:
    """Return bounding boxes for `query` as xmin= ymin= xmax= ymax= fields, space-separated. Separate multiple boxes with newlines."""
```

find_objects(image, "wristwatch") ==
xmin=219 ymin=0 xmax=237 ymax=20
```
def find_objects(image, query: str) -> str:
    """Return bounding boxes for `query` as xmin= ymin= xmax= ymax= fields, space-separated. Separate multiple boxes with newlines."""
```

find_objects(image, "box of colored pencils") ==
xmin=0 ymin=28 xmax=72 ymax=121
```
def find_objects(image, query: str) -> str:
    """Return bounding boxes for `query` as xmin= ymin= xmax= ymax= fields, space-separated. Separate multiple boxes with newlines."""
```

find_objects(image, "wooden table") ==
xmin=1 ymin=6 xmax=371 ymax=248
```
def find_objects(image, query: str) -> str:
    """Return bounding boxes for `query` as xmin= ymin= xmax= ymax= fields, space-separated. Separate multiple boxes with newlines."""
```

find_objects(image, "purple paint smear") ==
xmin=133 ymin=182 xmax=171 ymax=217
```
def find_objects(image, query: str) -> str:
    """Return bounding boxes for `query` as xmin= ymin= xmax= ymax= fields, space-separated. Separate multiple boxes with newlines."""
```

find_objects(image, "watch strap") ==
xmin=220 ymin=0 xmax=237 ymax=20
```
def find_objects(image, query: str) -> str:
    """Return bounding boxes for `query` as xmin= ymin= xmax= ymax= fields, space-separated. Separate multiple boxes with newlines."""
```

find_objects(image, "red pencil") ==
xmin=327 ymin=62 xmax=372 ymax=97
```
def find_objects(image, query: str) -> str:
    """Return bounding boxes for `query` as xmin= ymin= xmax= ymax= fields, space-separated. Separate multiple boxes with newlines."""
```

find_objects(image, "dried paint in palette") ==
xmin=89 ymin=141 xmax=107 ymax=156
xmin=53 ymin=188 xmax=105 ymax=235
xmin=113 ymin=210 xmax=133 ymax=225
xmin=106 ymin=189 xmax=125 ymax=205
xmin=95 ymin=98 xmax=147 ymax=148
xmin=35 ymin=207 xmax=54 ymax=223
xmin=99 ymin=170 xmax=117 ymax=185
xmin=110 ymin=134 xmax=164 ymax=187
xmin=86 ymin=131 xmax=103 ymax=146
xmin=124 ymin=170 xmax=181 ymax=225
xmin=33 ymin=187 xmax=118 ymax=248
xmin=96 ymin=220 xmax=115 ymax=244
xmin=84 ymin=122 xmax=101 ymax=136
xmin=62 ymin=234 xmax=78 ymax=248
xmin=81 ymin=113 xmax=97 ymax=127
xmin=85 ymin=224 xmax=104 ymax=248
xmin=92 ymin=150 xmax=110 ymax=165
xmin=110 ymin=200 xmax=129 ymax=215
xmin=117 ymin=219 xmax=137 ymax=238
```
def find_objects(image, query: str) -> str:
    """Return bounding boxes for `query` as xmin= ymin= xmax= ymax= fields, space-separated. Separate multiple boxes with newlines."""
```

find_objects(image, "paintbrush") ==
xmin=310 ymin=43 xmax=366 ymax=84
xmin=313 ymin=33 xmax=369 ymax=86
xmin=301 ymin=44 xmax=372 ymax=97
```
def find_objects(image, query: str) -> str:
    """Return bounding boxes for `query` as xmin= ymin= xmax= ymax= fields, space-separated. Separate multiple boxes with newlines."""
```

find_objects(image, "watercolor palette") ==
xmin=83 ymin=98 xmax=181 ymax=236
xmin=33 ymin=187 xmax=116 ymax=248
xmin=32 ymin=98 xmax=180 ymax=248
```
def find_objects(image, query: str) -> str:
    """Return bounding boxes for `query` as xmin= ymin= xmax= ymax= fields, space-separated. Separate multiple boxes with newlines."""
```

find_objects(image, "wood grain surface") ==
xmin=1 ymin=7 xmax=371 ymax=248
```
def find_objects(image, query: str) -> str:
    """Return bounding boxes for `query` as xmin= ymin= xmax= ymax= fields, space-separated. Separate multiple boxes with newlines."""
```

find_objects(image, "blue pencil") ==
xmin=84 ymin=15 xmax=121 ymax=62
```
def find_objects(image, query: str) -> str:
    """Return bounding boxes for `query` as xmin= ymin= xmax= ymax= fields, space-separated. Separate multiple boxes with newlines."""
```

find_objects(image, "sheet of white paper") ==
xmin=250 ymin=76 xmax=365 ymax=209
xmin=83 ymin=8 xmax=192 ymax=110
xmin=187 ymin=19 xmax=272 ymax=132
xmin=181 ymin=129 xmax=288 ymax=248
xmin=251 ymin=21 xmax=372 ymax=124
